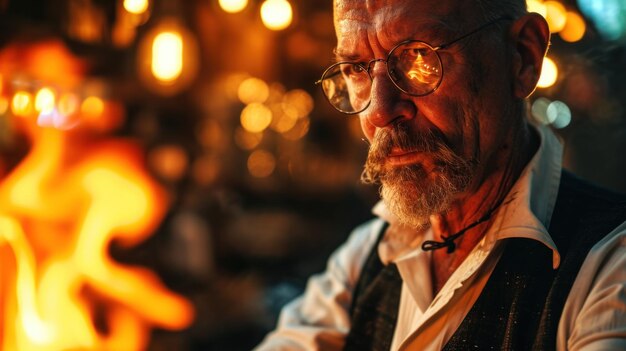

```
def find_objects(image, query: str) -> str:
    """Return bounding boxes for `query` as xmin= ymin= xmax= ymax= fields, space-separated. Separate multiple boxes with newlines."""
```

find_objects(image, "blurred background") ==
xmin=0 ymin=0 xmax=623 ymax=350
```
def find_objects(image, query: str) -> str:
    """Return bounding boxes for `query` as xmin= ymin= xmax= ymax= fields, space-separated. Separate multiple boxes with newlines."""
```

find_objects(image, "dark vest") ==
xmin=343 ymin=170 xmax=626 ymax=351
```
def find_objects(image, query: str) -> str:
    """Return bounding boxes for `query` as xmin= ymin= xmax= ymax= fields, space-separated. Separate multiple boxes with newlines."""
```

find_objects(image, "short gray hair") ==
xmin=476 ymin=0 xmax=528 ymax=21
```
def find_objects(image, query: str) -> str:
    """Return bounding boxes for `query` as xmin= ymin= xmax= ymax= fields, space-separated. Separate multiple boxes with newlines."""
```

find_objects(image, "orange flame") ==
xmin=0 ymin=41 xmax=194 ymax=351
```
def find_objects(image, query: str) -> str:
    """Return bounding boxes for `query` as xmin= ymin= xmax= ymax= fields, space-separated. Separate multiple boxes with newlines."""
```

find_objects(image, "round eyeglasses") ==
xmin=316 ymin=16 xmax=511 ymax=114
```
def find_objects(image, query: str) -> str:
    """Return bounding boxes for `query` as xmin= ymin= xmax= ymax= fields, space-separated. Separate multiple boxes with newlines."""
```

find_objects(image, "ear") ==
xmin=509 ymin=13 xmax=550 ymax=98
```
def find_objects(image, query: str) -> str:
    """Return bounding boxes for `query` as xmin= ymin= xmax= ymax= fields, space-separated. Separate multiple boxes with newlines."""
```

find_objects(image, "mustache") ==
xmin=368 ymin=123 xmax=453 ymax=162
xmin=362 ymin=122 xmax=471 ymax=185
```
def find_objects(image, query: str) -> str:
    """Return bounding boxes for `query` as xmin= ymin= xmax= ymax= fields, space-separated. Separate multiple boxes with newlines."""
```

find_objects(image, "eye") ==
xmin=341 ymin=63 xmax=366 ymax=77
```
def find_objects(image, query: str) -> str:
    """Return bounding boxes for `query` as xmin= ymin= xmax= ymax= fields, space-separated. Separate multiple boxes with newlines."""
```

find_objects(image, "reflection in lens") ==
xmin=391 ymin=42 xmax=441 ymax=95
xmin=407 ymin=50 xmax=438 ymax=84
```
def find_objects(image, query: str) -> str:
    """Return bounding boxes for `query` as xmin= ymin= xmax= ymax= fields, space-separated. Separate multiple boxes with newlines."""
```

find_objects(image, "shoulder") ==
xmin=558 ymin=220 xmax=626 ymax=349
xmin=327 ymin=217 xmax=387 ymax=285
xmin=558 ymin=170 xmax=626 ymax=205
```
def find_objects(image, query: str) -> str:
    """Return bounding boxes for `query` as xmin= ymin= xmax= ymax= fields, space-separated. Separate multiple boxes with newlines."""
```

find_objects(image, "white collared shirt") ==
xmin=255 ymin=125 xmax=626 ymax=351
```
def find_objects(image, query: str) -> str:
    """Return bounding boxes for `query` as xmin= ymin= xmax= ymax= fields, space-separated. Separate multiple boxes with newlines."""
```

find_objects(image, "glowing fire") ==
xmin=0 ymin=40 xmax=194 ymax=351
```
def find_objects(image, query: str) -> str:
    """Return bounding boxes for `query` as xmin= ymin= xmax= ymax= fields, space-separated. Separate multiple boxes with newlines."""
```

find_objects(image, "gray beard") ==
xmin=362 ymin=124 xmax=476 ymax=229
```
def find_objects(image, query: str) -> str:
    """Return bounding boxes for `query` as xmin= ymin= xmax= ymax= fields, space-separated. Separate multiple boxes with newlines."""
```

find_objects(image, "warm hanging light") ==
xmin=219 ymin=0 xmax=248 ymax=13
xmin=137 ymin=18 xmax=199 ymax=95
xmin=260 ymin=0 xmax=293 ymax=31
xmin=34 ymin=87 xmax=56 ymax=114
xmin=124 ymin=0 xmax=150 ymax=15
xmin=151 ymin=31 xmax=184 ymax=83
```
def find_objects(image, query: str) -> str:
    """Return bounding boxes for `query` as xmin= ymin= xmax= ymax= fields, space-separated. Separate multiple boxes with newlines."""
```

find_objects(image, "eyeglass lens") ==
xmin=320 ymin=41 xmax=443 ymax=114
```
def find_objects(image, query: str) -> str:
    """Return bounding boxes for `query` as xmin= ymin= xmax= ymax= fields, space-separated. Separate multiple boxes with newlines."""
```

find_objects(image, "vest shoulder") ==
xmin=560 ymin=169 xmax=626 ymax=207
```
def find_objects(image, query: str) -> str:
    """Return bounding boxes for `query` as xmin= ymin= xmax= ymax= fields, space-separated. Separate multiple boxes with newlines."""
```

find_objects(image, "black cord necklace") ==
xmin=421 ymin=200 xmax=504 ymax=254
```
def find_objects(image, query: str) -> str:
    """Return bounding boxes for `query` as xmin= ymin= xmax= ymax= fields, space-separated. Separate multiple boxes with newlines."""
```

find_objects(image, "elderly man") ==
xmin=256 ymin=0 xmax=626 ymax=349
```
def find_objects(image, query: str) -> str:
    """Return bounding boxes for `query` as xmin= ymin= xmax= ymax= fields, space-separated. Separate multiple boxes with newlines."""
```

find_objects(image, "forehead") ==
xmin=334 ymin=0 xmax=478 ymax=51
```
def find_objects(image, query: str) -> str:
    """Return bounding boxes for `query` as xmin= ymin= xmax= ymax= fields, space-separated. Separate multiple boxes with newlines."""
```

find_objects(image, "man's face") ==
xmin=334 ymin=0 xmax=518 ymax=228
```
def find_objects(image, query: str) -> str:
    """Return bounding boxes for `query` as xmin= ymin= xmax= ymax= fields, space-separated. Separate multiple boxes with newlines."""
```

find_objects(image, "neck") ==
xmin=430 ymin=121 xmax=538 ymax=255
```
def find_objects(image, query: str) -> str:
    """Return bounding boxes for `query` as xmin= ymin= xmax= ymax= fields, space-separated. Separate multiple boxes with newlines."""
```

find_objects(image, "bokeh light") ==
xmin=526 ymin=0 xmax=547 ymax=17
xmin=544 ymin=1 xmax=567 ymax=33
xmin=537 ymin=57 xmax=558 ymax=88
xmin=58 ymin=93 xmax=80 ymax=117
xmin=234 ymin=127 xmax=263 ymax=150
xmin=238 ymin=77 xmax=270 ymax=104
xmin=282 ymin=117 xmax=309 ymax=141
xmin=270 ymin=107 xmax=298 ymax=133
xmin=247 ymin=149 xmax=276 ymax=178
xmin=260 ymin=0 xmax=293 ymax=31
xmin=138 ymin=18 xmax=200 ymax=95
xmin=531 ymin=97 xmax=553 ymax=125
xmin=11 ymin=91 xmax=33 ymax=116
xmin=37 ymin=108 xmax=79 ymax=130
xmin=282 ymin=89 xmax=313 ymax=118
xmin=35 ymin=87 xmax=56 ymax=114
xmin=152 ymin=31 xmax=183 ymax=83
xmin=240 ymin=103 xmax=272 ymax=133
xmin=219 ymin=0 xmax=248 ymax=14
xmin=547 ymin=100 xmax=572 ymax=129
xmin=560 ymin=11 xmax=586 ymax=42
xmin=149 ymin=144 xmax=189 ymax=181
xmin=578 ymin=0 xmax=626 ymax=41
xmin=81 ymin=96 xmax=105 ymax=118
xmin=124 ymin=0 xmax=149 ymax=15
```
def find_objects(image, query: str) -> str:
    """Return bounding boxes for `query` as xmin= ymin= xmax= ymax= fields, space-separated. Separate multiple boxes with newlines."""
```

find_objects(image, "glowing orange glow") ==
xmin=137 ymin=19 xmax=199 ymax=95
xmin=234 ymin=127 xmax=263 ymax=150
xmin=241 ymin=103 xmax=272 ymax=132
xmin=271 ymin=107 xmax=298 ymax=133
xmin=538 ymin=56 xmax=558 ymax=88
xmin=0 ymin=96 xmax=9 ymax=115
xmin=151 ymin=31 xmax=183 ymax=83
xmin=148 ymin=145 xmax=189 ymax=181
xmin=238 ymin=77 xmax=270 ymax=104
xmin=57 ymin=93 xmax=79 ymax=116
xmin=282 ymin=117 xmax=310 ymax=141
xmin=560 ymin=11 xmax=586 ymax=42
xmin=219 ymin=0 xmax=248 ymax=13
xmin=11 ymin=91 xmax=33 ymax=117
xmin=282 ymin=89 xmax=314 ymax=118
xmin=526 ymin=0 xmax=547 ymax=18
xmin=81 ymin=96 xmax=105 ymax=118
xmin=0 ymin=102 xmax=194 ymax=350
xmin=124 ymin=0 xmax=149 ymax=15
xmin=34 ymin=87 xmax=56 ymax=113
xmin=260 ymin=0 xmax=293 ymax=31
xmin=407 ymin=51 xmax=439 ymax=84
xmin=247 ymin=150 xmax=276 ymax=177
xmin=0 ymin=41 xmax=86 ymax=89
xmin=544 ymin=1 xmax=567 ymax=33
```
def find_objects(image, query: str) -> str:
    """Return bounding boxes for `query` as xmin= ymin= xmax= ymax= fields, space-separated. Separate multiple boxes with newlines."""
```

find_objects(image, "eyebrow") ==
xmin=333 ymin=48 xmax=360 ymax=62
xmin=332 ymin=20 xmax=457 ymax=62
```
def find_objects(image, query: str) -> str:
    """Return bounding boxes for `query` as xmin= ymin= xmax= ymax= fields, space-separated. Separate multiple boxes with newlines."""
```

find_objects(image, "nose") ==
xmin=360 ymin=62 xmax=416 ymax=131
